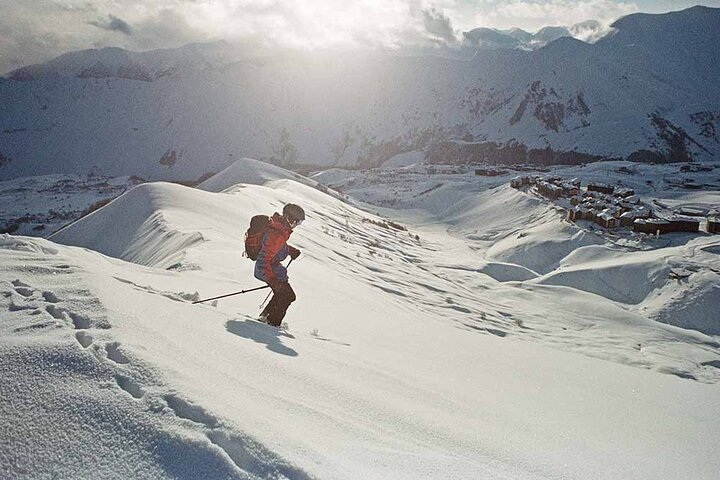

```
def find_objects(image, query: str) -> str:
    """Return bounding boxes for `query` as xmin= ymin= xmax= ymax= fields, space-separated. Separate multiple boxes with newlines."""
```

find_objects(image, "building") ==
xmin=680 ymin=163 xmax=713 ymax=173
xmin=675 ymin=207 xmax=705 ymax=217
xmin=668 ymin=216 xmax=700 ymax=233
xmin=511 ymin=175 xmax=703 ymax=237
xmin=634 ymin=218 xmax=670 ymax=234
xmin=568 ymin=205 xmax=592 ymax=222
xmin=559 ymin=182 xmax=580 ymax=197
xmin=619 ymin=211 xmax=636 ymax=227
xmin=619 ymin=196 xmax=641 ymax=209
xmin=633 ymin=217 xmax=699 ymax=235
xmin=537 ymin=181 xmax=562 ymax=199
xmin=476 ymin=168 xmax=507 ymax=176
xmin=619 ymin=206 xmax=652 ymax=227
xmin=708 ymin=212 xmax=720 ymax=234
xmin=598 ymin=211 xmax=617 ymax=228
xmin=614 ymin=188 xmax=635 ymax=198
xmin=569 ymin=195 xmax=583 ymax=206
xmin=587 ymin=182 xmax=614 ymax=195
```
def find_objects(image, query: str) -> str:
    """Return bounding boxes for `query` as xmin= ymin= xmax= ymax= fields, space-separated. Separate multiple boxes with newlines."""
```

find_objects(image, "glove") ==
xmin=288 ymin=246 xmax=301 ymax=260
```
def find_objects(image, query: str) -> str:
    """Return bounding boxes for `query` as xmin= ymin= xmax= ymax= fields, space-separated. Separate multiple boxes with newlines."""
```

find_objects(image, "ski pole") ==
xmin=192 ymin=285 xmax=270 ymax=304
xmin=194 ymin=258 xmax=295 ymax=306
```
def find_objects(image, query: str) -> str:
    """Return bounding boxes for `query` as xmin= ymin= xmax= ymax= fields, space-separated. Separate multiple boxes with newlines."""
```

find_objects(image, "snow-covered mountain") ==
xmin=461 ymin=22 xmax=601 ymax=51
xmin=0 ymin=6 xmax=719 ymax=181
xmin=5 ymin=41 xmax=234 ymax=82
xmin=3 ymin=157 xmax=720 ymax=478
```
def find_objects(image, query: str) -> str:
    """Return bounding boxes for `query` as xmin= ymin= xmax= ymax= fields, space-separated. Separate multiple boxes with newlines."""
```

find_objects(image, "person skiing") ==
xmin=254 ymin=203 xmax=305 ymax=326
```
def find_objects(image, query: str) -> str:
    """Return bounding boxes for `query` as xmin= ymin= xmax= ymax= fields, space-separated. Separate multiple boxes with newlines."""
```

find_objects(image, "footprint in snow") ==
xmin=46 ymin=305 xmax=66 ymax=320
xmin=45 ymin=306 xmax=92 ymax=329
xmin=14 ymin=286 xmax=34 ymax=297
xmin=10 ymin=279 xmax=35 ymax=298
xmin=205 ymin=430 xmax=313 ymax=480
xmin=115 ymin=374 xmax=145 ymax=399
xmin=76 ymin=331 xmax=93 ymax=348
xmin=164 ymin=394 xmax=220 ymax=428
xmin=105 ymin=342 xmax=130 ymax=364
xmin=69 ymin=311 xmax=92 ymax=329
xmin=42 ymin=291 xmax=60 ymax=303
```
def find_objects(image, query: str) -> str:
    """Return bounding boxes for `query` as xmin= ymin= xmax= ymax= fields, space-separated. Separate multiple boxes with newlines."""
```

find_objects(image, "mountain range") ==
xmin=461 ymin=20 xmax=608 ymax=51
xmin=0 ymin=6 xmax=718 ymax=181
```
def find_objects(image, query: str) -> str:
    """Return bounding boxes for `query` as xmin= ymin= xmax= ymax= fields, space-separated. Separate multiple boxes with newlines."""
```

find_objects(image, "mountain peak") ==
xmin=610 ymin=4 xmax=720 ymax=30
xmin=6 ymin=41 xmax=233 ymax=81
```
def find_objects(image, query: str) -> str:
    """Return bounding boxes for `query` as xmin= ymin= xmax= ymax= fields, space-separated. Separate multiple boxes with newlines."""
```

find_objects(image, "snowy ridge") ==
xmin=50 ymin=183 xmax=211 ymax=269
xmin=197 ymin=157 xmax=307 ymax=192
xmin=6 ymin=42 xmax=233 ymax=82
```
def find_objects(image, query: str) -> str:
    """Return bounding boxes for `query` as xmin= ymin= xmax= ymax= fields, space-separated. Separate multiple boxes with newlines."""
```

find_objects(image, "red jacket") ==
xmin=254 ymin=213 xmax=293 ymax=284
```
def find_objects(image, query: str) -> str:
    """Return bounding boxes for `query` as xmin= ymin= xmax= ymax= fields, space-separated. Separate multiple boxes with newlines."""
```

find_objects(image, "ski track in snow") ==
xmin=0 ymin=239 xmax=313 ymax=479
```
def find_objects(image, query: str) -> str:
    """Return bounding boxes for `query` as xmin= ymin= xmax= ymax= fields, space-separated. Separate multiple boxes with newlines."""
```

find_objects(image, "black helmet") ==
xmin=283 ymin=203 xmax=305 ymax=225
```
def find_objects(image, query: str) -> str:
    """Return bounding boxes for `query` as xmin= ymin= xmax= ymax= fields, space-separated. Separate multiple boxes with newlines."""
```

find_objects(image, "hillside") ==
xmin=1 ymin=7 xmax=719 ymax=181
xmin=3 ymin=158 xmax=720 ymax=478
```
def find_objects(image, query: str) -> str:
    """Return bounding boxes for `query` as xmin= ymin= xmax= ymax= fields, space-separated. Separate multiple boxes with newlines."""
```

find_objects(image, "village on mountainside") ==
xmin=511 ymin=174 xmax=720 ymax=236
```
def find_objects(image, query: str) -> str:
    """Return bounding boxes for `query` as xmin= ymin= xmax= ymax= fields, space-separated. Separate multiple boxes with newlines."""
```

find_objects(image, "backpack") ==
xmin=244 ymin=215 xmax=270 ymax=260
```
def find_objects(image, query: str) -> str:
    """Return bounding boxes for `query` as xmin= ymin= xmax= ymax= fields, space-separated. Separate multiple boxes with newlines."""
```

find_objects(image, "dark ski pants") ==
xmin=262 ymin=281 xmax=296 ymax=326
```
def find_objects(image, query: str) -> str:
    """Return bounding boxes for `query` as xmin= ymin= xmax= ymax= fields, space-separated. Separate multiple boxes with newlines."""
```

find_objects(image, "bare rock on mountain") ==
xmin=159 ymin=150 xmax=178 ymax=168
xmin=510 ymin=81 xmax=591 ymax=132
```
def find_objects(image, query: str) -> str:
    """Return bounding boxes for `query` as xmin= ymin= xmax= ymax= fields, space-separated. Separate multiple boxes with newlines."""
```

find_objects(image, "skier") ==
xmin=254 ymin=203 xmax=305 ymax=326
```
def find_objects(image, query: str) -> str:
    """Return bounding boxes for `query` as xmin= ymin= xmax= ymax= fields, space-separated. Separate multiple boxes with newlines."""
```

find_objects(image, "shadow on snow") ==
xmin=225 ymin=319 xmax=298 ymax=357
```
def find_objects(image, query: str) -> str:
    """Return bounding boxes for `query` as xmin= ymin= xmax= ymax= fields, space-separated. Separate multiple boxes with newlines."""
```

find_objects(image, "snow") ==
xmin=379 ymin=150 xmax=424 ymax=169
xmin=0 ymin=174 xmax=140 ymax=236
xmin=50 ymin=182 xmax=210 ymax=269
xmin=197 ymin=157 xmax=314 ymax=193
xmin=3 ymin=156 xmax=720 ymax=478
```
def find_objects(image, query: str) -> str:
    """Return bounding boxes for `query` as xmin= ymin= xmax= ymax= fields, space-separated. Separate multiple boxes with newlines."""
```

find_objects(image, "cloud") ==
xmin=569 ymin=19 xmax=610 ymax=42
xmin=126 ymin=8 xmax=205 ymax=50
xmin=0 ymin=0 xmax=646 ymax=74
xmin=473 ymin=0 xmax=639 ymax=31
xmin=422 ymin=7 xmax=457 ymax=42
xmin=89 ymin=14 xmax=133 ymax=35
xmin=0 ymin=1 xmax=207 ymax=74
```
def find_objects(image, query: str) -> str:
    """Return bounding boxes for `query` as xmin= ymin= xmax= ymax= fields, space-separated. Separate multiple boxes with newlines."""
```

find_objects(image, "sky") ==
xmin=0 ymin=0 xmax=718 ymax=74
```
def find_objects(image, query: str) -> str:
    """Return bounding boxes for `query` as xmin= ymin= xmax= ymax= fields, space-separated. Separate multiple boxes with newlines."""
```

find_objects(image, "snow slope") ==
xmin=304 ymin=160 xmax=720 ymax=373
xmin=4 ymin=158 xmax=720 ymax=478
